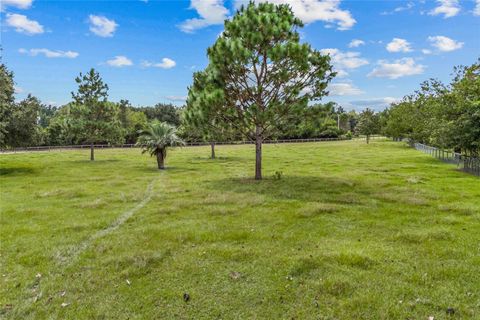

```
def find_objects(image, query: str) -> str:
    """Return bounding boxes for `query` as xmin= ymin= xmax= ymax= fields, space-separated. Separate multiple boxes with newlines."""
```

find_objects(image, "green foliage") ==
xmin=118 ymin=100 xmax=148 ymax=143
xmin=384 ymin=59 xmax=480 ymax=155
xmin=355 ymin=108 xmax=380 ymax=143
xmin=189 ymin=2 xmax=334 ymax=178
xmin=136 ymin=121 xmax=185 ymax=169
xmin=184 ymin=67 xmax=236 ymax=146
xmin=0 ymin=63 xmax=15 ymax=147
xmin=69 ymin=69 xmax=123 ymax=146
xmin=4 ymin=95 xmax=44 ymax=147
xmin=138 ymin=103 xmax=181 ymax=126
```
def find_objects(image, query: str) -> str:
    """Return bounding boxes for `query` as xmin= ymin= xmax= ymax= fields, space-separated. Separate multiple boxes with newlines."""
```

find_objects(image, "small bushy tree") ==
xmin=356 ymin=108 xmax=380 ymax=144
xmin=136 ymin=121 xmax=185 ymax=169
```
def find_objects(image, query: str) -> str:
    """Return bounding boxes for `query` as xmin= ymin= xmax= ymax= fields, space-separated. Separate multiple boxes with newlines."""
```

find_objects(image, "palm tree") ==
xmin=136 ymin=121 xmax=185 ymax=169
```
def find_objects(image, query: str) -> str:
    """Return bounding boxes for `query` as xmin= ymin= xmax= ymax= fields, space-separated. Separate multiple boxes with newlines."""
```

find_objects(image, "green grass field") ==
xmin=1 ymin=140 xmax=479 ymax=319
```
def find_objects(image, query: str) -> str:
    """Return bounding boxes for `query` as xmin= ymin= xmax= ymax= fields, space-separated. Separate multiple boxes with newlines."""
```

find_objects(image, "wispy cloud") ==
xmin=386 ymin=38 xmax=413 ymax=53
xmin=429 ymin=0 xmax=460 ymax=18
xmin=6 ymin=13 xmax=44 ymax=35
xmin=106 ymin=56 xmax=133 ymax=67
xmin=236 ymin=0 xmax=356 ymax=30
xmin=165 ymin=95 xmax=187 ymax=102
xmin=89 ymin=15 xmax=118 ymax=37
xmin=142 ymin=58 xmax=176 ymax=69
xmin=368 ymin=58 xmax=425 ymax=79
xmin=179 ymin=0 xmax=229 ymax=33
xmin=320 ymin=48 xmax=368 ymax=77
xmin=19 ymin=48 xmax=79 ymax=58
xmin=428 ymin=35 xmax=464 ymax=52
xmin=1 ymin=0 xmax=33 ymax=11
xmin=348 ymin=39 xmax=365 ymax=48
xmin=328 ymin=82 xmax=364 ymax=96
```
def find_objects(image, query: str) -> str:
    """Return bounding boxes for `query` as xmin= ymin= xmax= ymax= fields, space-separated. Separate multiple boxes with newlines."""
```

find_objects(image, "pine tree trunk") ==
xmin=255 ymin=126 xmax=262 ymax=180
xmin=156 ymin=150 xmax=165 ymax=169
xmin=210 ymin=142 xmax=216 ymax=159
xmin=90 ymin=142 xmax=95 ymax=161
xmin=366 ymin=135 xmax=370 ymax=144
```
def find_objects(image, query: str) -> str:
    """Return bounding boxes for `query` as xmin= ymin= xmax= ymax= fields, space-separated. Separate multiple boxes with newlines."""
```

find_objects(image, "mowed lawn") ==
xmin=1 ymin=140 xmax=479 ymax=319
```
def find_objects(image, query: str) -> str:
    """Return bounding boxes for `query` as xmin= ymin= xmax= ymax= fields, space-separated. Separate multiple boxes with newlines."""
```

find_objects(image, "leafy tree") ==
xmin=38 ymin=104 xmax=58 ymax=128
xmin=70 ymin=68 xmax=122 ymax=160
xmin=190 ymin=2 xmax=334 ymax=179
xmin=184 ymin=69 xmax=235 ymax=159
xmin=117 ymin=99 xmax=148 ymax=143
xmin=0 ymin=63 xmax=15 ymax=147
xmin=139 ymin=103 xmax=181 ymax=126
xmin=136 ymin=121 xmax=185 ymax=169
xmin=383 ymin=59 xmax=479 ymax=155
xmin=4 ymin=94 xmax=43 ymax=147
xmin=355 ymin=108 xmax=380 ymax=144
xmin=443 ymin=62 xmax=480 ymax=156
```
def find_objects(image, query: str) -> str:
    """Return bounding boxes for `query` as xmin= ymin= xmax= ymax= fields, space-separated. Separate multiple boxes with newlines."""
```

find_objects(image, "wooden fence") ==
xmin=0 ymin=135 xmax=385 ymax=153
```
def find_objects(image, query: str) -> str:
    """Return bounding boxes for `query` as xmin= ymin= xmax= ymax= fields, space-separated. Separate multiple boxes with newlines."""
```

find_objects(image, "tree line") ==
xmin=1 ymin=2 xmax=477 ymax=179
xmin=381 ymin=60 xmax=479 ymax=157
xmin=0 ymin=68 xmax=365 ymax=151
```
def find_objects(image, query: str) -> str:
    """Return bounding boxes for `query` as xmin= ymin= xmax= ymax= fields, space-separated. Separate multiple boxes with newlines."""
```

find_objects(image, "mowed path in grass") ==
xmin=0 ymin=140 xmax=479 ymax=319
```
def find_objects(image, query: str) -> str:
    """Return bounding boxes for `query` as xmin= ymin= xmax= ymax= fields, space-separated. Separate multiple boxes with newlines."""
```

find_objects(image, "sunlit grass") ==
xmin=1 ymin=140 xmax=479 ymax=319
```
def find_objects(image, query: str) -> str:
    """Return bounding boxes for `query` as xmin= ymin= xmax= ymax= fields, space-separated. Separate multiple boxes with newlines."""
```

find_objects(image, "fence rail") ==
xmin=0 ymin=135 xmax=385 ymax=153
xmin=413 ymin=142 xmax=480 ymax=177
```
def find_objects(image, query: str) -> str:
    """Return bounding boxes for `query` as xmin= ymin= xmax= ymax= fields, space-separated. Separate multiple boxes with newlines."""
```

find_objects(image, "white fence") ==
xmin=413 ymin=142 xmax=479 ymax=177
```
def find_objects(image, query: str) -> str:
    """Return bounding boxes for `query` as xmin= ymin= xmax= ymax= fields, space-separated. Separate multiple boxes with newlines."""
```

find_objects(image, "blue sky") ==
xmin=2 ymin=0 xmax=479 ymax=111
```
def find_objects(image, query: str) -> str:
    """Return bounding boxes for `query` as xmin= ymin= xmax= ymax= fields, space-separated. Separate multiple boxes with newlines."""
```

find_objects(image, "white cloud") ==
xmin=350 ymin=97 xmax=399 ymax=111
xmin=386 ymin=38 xmax=413 ymax=53
xmin=179 ymin=0 xmax=229 ymax=33
xmin=106 ymin=56 xmax=133 ymax=67
xmin=142 ymin=58 xmax=176 ymax=69
xmin=328 ymin=82 xmax=364 ymax=96
xmin=475 ymin=0 xmax=480 ymax=16
xmin=88 ymin=15 xmax=118 ymax=37
xmin=422 ymin=49 xmax=432 ymax=55
xmin=368 ymin=58 xmax=425 ymax=79
xmin=348 ymin=39 xmax=365 ymax=48
xmin=19 ymin=48 xmax=79 ymax=58
xmin=0 ymin=0 xmax=32 ymax=10
xmin=429 ymin=0 xmax=460 ymax=18
xmin=381 ymin=1 xmax=414 ymax=15
xmin=320 ymin=48 xmax=368 ymax=77
xmin=235 ymin=0 xmax=356 ymax=30
xmin=428 ymin=35 xmax=464 ymax=52
xmin=5 ymin=13 xmax=44 ymax=35
xmin=165 ymin=95 xmax=187 ymax=102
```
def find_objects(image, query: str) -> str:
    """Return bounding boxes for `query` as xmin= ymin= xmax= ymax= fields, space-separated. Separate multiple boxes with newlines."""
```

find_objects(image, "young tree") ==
xmin=184 ymin=69 xmax=234 ymax=159
xmin=136 ymin=121 xmax=185 ymax=169
xmin=70 ymin=68 xmax=122 ymax=160
xmin=189 ymin=2 xmax=334 ymax=179
xmin=356 ymin=108 xmax=380 ymax=144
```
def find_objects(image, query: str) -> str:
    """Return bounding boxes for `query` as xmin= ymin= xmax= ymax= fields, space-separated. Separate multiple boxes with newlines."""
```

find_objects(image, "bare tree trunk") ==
xmin=255 ymin=126 xmax=262 ymax=180
xmin=366 ymin=135 xmax=370 ymax=144
xmin=210 ymin=142 xmax=215 ymax=159
xmin=156 ymin=150 xmax=165 ymax=169
xmin=90 ymin=142 xmax=95 ymax=161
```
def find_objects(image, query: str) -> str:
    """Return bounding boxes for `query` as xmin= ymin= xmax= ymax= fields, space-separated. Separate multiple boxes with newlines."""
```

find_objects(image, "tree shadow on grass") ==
xmin=70 ymin=159 xmax=121 ymax=164
xmin=206 ymin=175 xmax=374 ymax=204
xmin=191 ymin=156 xmax=246 ymax=162
xmin=0 ymin=167 xmax=36 ymax=176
